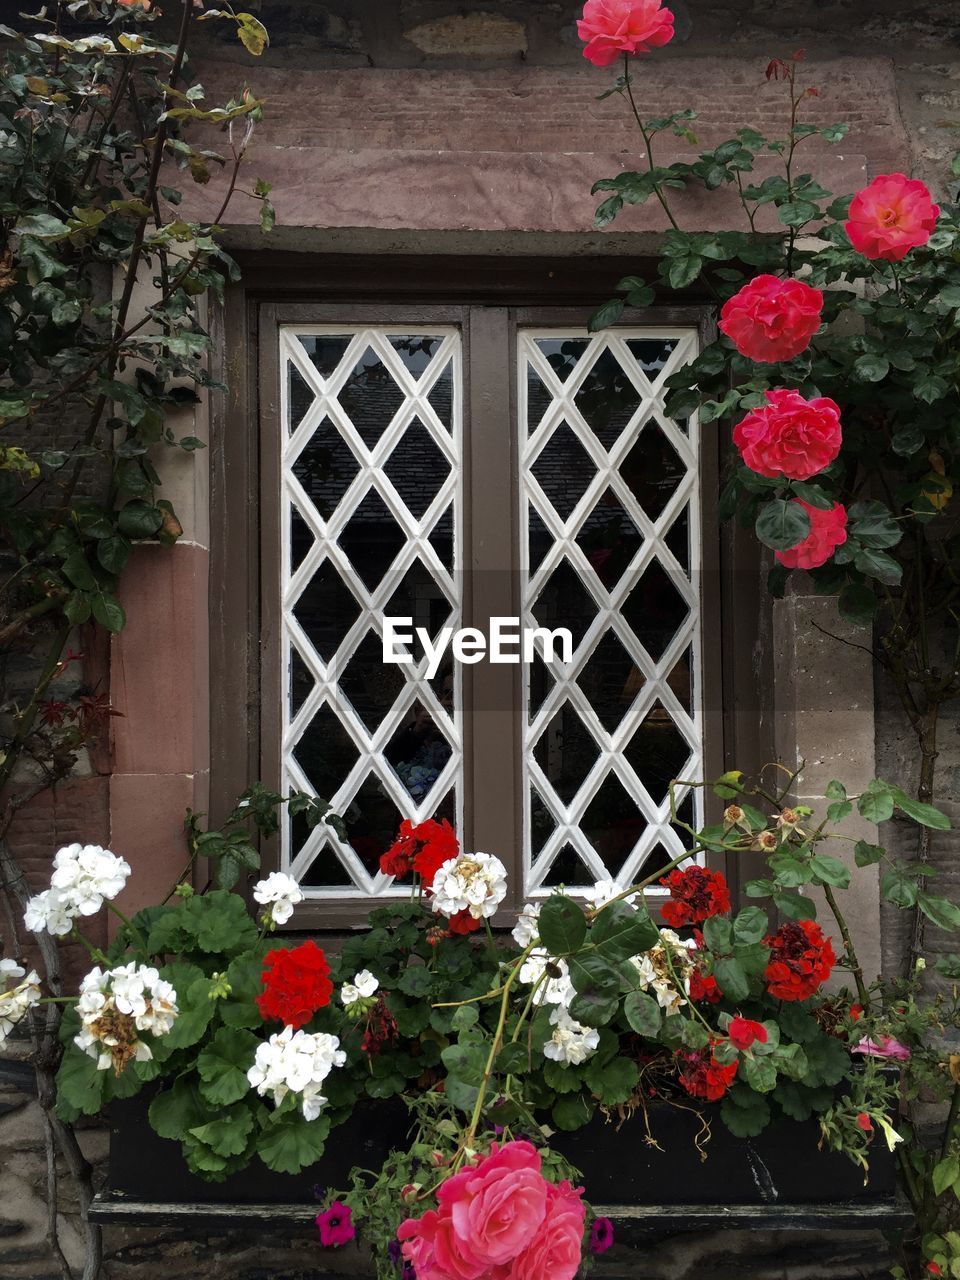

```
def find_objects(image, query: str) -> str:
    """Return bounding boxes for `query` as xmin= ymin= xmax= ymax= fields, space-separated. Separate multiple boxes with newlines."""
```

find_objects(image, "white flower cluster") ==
xmin=511 ymin=902 xmax=541 ymax=948
xmin=430 ymin=852 xmax=508 ymax=922
xmin=543 ymin=1006 xmax=600 ymax=1066
xmin=75 ymin=962 xmax=178 ymax=1073
xmin=252 ymin=872 xmax=303 ymax=926
xmin=632 ymin=928 xmax=696 ymax=1015
xmin=247 ymin=1026 xmax=346 ymax=1121
xmin=585 ymin=879 xmax=637 ymax=911
xmin=0 ymin=959 xmax=41 ymax=1045
xmin=24 ymin=844 xmax=131 ymax=937
xmin=518 ymin=950 xmax=575 ymax=1007
xmin=341 ymin=970 xmax=378 ymax=1008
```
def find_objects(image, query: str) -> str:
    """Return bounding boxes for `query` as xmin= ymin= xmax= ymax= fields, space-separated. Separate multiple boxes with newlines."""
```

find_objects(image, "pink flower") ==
xmin=398 ymin=1141 xmax=559 ymax=1279
xmin=316 ymin=1201 xmax=355 ymax=1247
xmin=577 ymin=0 xmax=674 ymax=67
xmin=589 ymin=1216 xmax=615 ymax=1256
xmin=853 ymin=1035 xmax=911 ymax=1062
xmin=845 ymin=173 xmax=940 ymax=262
xmin=775 ymin=500 xmax=848 ymax=570
xmin=733 ymin=388 xmax=842 ymax=481
xmin=506 ymin=1180 xmax=586 ymax=1280
xmin=719 ymin=275 xmax=823 ymax=363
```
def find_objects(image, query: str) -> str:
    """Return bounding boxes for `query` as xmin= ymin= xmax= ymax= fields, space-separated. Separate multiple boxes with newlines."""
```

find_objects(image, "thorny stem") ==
xmin=462 ymin=944 xmax=534 ymax=1149
xmin=822 ymin=883 xmax=870 ymax=1009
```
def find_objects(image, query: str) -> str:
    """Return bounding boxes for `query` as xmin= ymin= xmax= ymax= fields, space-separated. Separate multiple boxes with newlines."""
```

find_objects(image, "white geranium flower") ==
xmin=24 ymin=888 xmax=75 ymax=937
xmin=518 ymin=950 xmax=575 ymax=1007
xmin=430 ymin=852 xmax=508 ymax=921
xmin=247 ymin=1025 xmax=346 ymax=1121
xmin=543 ymin=1005 xmax=599 ymax=1066
xmin=341 ymin=969 xmax=379 ymax=1007
xmin=252 ymin=872 xmax=304 ymax=926
xmin=74 ymin=963 xmax=178 ymax=1073
xmin=586 ymin=878 xmax=637 ymax=911
xmin=630 ymin=928 xmax=693 ymax=1016
xmin=0 ymin=966 xmax=40 ymax=1045
xmin=50 ymin=843 xmax=131 ymax=916
xmin=512 ymin=902 xmax=541 ymax=948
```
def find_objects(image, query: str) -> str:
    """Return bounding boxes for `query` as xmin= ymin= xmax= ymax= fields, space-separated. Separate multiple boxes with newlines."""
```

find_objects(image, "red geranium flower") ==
xmin=689 ymin=969 xmax=722 ymax=1004
xmin=447 ymin=908 xmax=482 ymax=935
xmin=675 ymin=1044 xmax=738 ymax=1101
xmin=659 ymin=865 xmax=731 ymax=927
xmin=728 ymin=1016 xmax=768 ymax=1051
xmin=845 ymin=173 xmax=939 ymax=261
xmin=256 ymin=939 xmax=333 ymax=1028
xmin=379 ymin=818 xmax=459 ymax=888
xmin=774 ymin=500 xmax=847 ymax=571
xmin=763 ymin=919 xmax=835 ymax=1002
xmin=719 ymin=275 xmax=823 ymax=363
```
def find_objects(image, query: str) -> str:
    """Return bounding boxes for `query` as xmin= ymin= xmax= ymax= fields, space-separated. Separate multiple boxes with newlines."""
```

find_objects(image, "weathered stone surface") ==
xmin=403 ymin=13 xmax=528 ymax=57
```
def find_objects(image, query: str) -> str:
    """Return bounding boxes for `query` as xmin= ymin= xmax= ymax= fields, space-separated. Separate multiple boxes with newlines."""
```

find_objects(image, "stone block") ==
xmin=403 ymin=12 xmax=528 ymax=57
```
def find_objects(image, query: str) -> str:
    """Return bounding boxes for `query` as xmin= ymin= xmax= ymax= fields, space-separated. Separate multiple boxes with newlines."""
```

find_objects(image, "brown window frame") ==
xmin=209 ymin=255 xmax=774 ymax=931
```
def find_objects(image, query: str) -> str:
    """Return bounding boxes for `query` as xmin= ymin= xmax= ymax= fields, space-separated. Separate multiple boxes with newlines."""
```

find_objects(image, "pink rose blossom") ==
xmin=577 ymin=0 xmax=674 ymax=67
xmin=853 ymin=1035 xmax=911 ymax=1062
xmin=733 ymin=388 xmax=842 ymax=481
xmin=775 ymin=500 xmax=847 ymax=570
xmin=719 ymin=275 xmax=823 ymax=363
xmin=506 ymin=1179 xmax=586 ymax=1280
xmin=846 ymin=173 xmax=939 ymax=262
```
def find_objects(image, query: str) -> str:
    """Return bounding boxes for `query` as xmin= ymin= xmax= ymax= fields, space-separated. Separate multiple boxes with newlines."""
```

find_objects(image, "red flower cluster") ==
xmin=719 ymin=274 xmax=823 ymax=364
xmin=763 ymin=920 xmax=835 ymax=1002
xmin=379 ymin=818 xmax=458 ymax=889
xmin=256 ymin=939 xmax=333 ymax=1028
xmin=675 ymin=1045 xmax=738 ymax=1101
xmin=447 ymin=909 xmax=482 ymax=935
xmin=659 ymin=865 xmax=731 ymax=927
xmin=689 ymin=969 xmax=721 ymax=1004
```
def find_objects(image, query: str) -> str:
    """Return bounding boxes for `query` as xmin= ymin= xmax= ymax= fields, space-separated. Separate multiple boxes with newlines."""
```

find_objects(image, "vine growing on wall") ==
xmin=0 ymin=2 xmax=271 ymax=1276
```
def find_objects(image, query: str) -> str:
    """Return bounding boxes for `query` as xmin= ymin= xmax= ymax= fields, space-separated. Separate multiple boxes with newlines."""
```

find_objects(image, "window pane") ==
xmin=519 ymin=328 xmax=704 ymax=895
xmin=281 ymin=328 xmax=463 ymax=895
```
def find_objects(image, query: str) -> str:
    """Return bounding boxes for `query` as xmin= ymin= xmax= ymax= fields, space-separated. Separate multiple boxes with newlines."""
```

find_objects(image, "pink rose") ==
xmin=440 ymin=1141 xmax=547 ymax=1267
xmin=845 ymin=173 xmax=939 ymax=262
xmin=397 ymin=1208 xmax=485 ymax=1280
xmin=853 ymin=1035 xmax=911 ymax=1062
xmin=733 ymin=388 xmax=842 ymax=481
xmin=775 ymin=500 xmax=847 ymax=570
xmin=577 ymin=0 xmax=674 ymax=67
xmin=719 ymin=275 xmax=823 ymax=363
xmin=506 ymin=1180 xmax=586 ymax=1280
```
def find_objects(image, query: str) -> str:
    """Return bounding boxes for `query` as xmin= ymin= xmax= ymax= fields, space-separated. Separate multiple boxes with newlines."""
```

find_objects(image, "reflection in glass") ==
xmin=383 ymin=669 xmax=455 ymax=804
xmin=384 ymin=418 xmax=449 ymax=519
xmin=577 ymin=630 xmax=642 ymax=734
xmin=622 ymin=423 xmax=685 ymax=521
xmin=338 ymin=347 xmax=406 ymax=449
xmin=532 ymin=557 xmax=596 ymax=650
xmin=621 ymin=559 xmax=690 ymax=661
xmin=531 ymin=422 xmax=596 ymax=521
xmin=292 ymin=416 xmax=359 ymax=521
xmin=582 ymin=774 xmax=647 ymax=877
xmin=575 ymin=487 xmax=642 ymax=590
xmin=624 ymin=703 xmax=691 ymax=804
xmin=575 ymin=347 xmax=642 ymax=452
xmin=543 ymin=842 xmax=594 ymax=887
xmin=338 ymin=491 xmax=406 ymax=591
xmin=293 ymin=560 xmax=360 ymax=662
xmin=534 ymin=702 xmax=599 ymax=806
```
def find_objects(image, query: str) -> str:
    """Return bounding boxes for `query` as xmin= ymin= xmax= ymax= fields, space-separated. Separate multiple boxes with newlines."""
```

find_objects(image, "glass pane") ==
xmin=575 ymin=487 xmax=643 ymax=590
xmin=625 ymin=337 xmax=678 ymax=382
xmin=533 ymin=701 xmax=599 ymax=806
xmin=384 ymin=418 xmax=450 ymax=519
xmin=582 ymin=775 xmax=647 ymax=876
xmin=292 ymin=416 xmax=359 ymax=521
xmin=293 ymin=703 xmax=359 ymax=798
xmin=427 ymin=360 xmax=454 ymax=433
xmin=341 ymin=774 xmax=406 ymax=877
xmin=622 ymin=423 xmax=685 ymax=521
xmin=531 ymin=557 xmax=596 ymax=650
xmin=388 ymin=334 xmax=443 ymax=378
xmin=621 ymin=559 xmax=689 ymax=661
xmin=289 ymin=647 xmax=313 ymax=718
xmin=528 ymin=649 xmax=555 ymax=721
xmin=297 ymin=837 xmax=353 ymax=888
xmin=664 ymin=507 xmax=690 ymax=573
xmin=528 ymin=506 xmax=551 ymax=575
xmin=531 ymin=422 xmax=596 ymax=521
xmin=288 ymin=363 xmax=315 ymax=432
xmin=575 ymin=347 xmax=641 ymax=452
xmin=299 ymin=334 xmax=352 ymax=381
xmin=338 ymin=491 xmax=406 ymax=592
xmin=624 ymin=704 xmax=691 ymax=803
xmin=577 ymin=629 xmax=642 ymax=734
xmin=290 ymin=505 xmax=314 ymax=574
xmin=428 ymin=501 xmax=455 ymax=573
xmin=542 ymin=842 xmax=594 ymax=887
xmin=384 ymin=558 xmax=455 ymax=651
xmin=338 ymin=631 xmax=406 ymax=734
xmin=292 ymin=560 xmax=361 ymax=662
xmin=338 ymin=346 xmax=405 ymax=449
xmin=530 ymin=786 xmax=556 ymax=859
xmin=385 ymin=684 xmax=455 ymax=805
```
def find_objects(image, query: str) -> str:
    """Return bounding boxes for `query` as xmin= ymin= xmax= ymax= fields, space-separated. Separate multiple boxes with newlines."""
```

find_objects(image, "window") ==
xmin=218 ymin=284 xmax=730 ymax=928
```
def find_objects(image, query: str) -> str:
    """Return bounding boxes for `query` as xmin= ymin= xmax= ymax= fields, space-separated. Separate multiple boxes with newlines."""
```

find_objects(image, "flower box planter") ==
xmin=91 ymin=1091 xmax=909 ymax=1232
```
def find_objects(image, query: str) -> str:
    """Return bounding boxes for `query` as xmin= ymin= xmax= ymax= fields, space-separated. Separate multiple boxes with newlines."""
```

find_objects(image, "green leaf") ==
xmin=756 ymin=499 xmax=810 ymax=551
xmin=591 ymin=900 xmax=660 ymax=962
xmin=837 ymin=582 xmax=877 ymax=624
xmin=714 ymin=956 xmax=749 ymax=1001
xmin=97 ymin=535 xmax=131 ymax=574
xmin=892 ymin=790 xmax=951 ymax=830
xmin=732 ymin=906 xmax=768 ymax=945
xmin=163 ymin=973 xmax=216 ymax=1050
xmin=62 ymin=550 xmax=96 ymax=590
xmin=918 ymin=894 xmax=960 ymax=932
xmin=148 ymin=1075 xmax=214 ymax=1140
xmin=623 ymin=990 xmax=662 ymax=1037
xmin=933 ymin=1155 xmax=960 ymax=1197
xmin=56 ymin=1048 xmax=107 ymax=1118
xmin=702 ymin=915 xmax=733 ymax=953
xmin=551 ymin=1091 xmax=595 ymax=1131
xmin=585 ymin=1056 xmax=639 ymax=1105
xmin=588 ymin=298 xmax=625 ymax=332
xmin=810 ymin=854 xmax=851 ymax=888
xmin=237 ymin=13 xmax=269 ymax=55
xmin=881 ymin=867 xmax=919 ymax=909
xmin=666 ymin=254 xmax=703 ymax=289
xmin=720 ymin=1092 xmax=770 ymax=1136
xmin=117 ymin=500 xmax=164 ymax=538
xmin=858 ymin=780 xmax=895 ymax=823
xmin=63 ymin=590 xmax=92 ymax=625
xmin=91 ymin=591 xmax=126 ymax=632
xmin=441 ymin=1042 xmax=487 ymax=1087
xmin=772 ymin=891 xmax=817 ymax=921
xmin=854 ymin=840 xmax=884 ymax=867
xmin=190 ymin=1105 xmax=255 ymax=1158
xmin=17 ymin=212 xmax=71 ymax=240
xmin=258 ymin=1111 xmax=331 ymax=1175
xmin=196 ymin=1027 xmax=259 ymax=1105
xmin=853 ymin=354 xmax=890 ymax=382
xmin=854 ymin=548 xmax=902 ymax=586
xmin=741 ymin=1054 xmax=778 ymax=1093
xmin=538 ymin=894 xmax=587 ymax=955
xmin=568 ymin=952 xmax=621 ymax=1026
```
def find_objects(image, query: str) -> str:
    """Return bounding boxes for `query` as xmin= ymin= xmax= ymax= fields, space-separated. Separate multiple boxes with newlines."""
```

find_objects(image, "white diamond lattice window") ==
xmin=280 ymin=328 xmax=463 ymax=896
xmin=520 ymin=329 xmax=705 ymax=896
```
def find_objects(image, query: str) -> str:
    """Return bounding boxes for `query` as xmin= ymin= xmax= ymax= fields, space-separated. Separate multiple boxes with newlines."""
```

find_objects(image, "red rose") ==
xmin=659 ymin=865 xmax=731 ymax=927
xmin=728 ymin=1016 xmax=768 ymax=1051
xmin=719 ymin=275 xmax=823 ymax=363
xmin=774 ymin=500 xmax=847 ymax=570
xmin=256 ymin=939 xmax=333 ymax=1028
xmin=577 ymin=0 xmax=674 ymax=67
xmin=675 ymin=1045 xmax=738 ymax=1101
xmin=763 ymin=920 xmax=835 ymax=1002
xmin=845 ymin=173 xmax=939 ymax=262
xmin=733 ymin=388 xmax=842 ymax=481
